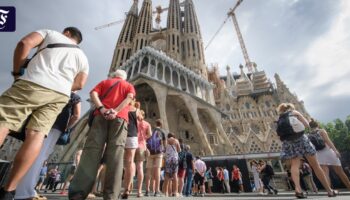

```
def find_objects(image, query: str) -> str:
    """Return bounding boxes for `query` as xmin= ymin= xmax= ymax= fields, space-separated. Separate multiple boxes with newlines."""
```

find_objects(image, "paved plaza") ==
xmin=42 ymin=191 xmax=350 ymax=200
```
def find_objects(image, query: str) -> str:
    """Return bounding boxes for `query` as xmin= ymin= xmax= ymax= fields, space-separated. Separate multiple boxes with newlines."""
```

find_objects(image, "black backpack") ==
xmin=276 ymin=111 xmax=304 ymax=141
xmin=265 ymin=164 xmax=275 ymax=176
xmin=178 ymin=151 xmax=187 ymax=169
xmin=308 ymin=130 xmax=326 ymax=151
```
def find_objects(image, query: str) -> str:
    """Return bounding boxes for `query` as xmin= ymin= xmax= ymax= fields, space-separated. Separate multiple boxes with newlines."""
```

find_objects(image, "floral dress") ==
xmin=281 ymin=135 xmax=316 ymax=160
xmin=165 ymin=144 xmax=179 ymax=177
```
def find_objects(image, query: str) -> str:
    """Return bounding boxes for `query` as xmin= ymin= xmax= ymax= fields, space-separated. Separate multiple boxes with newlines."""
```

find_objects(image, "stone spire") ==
xmin=226 ymin=65 xmax=235 ymax=88
xmin=133 ymin=0 xmax=153 ymax=53
xmin=166 ymin=0 xmax=182 ymax=61
xmin=110 ymin=0 xmax=139 ymax=72
xmin=183 ymin=0 xmax=207 ymax=78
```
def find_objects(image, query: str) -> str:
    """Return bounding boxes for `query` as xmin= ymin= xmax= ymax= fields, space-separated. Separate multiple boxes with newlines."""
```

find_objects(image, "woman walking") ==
xmin=309 ymin=119 xmax=350 ymax=190
xmin=250 ymin=160 xmax=263 ymax=194
xmin=121 ymin=101 xmax=140 ymax=199
xmin=277 ymin=103 xmax=337 ymax=198
xmin=162 ymin=133 xmax=181 ymax=197
xmin=134 ymin=110 xmax=152 ymax=197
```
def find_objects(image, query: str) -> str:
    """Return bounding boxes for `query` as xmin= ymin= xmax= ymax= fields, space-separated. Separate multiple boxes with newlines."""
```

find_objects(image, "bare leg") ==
xmin=123 ymin=148 xmax=136 ymax=194
xmin=290 ymin=158 xmax=302 ymax=193
xmin=0 ymin=127 xmax=10 ymax=146
xmin=178 ymin=174 xmax=185 ymax=194
xmin=332 ymin=166 xmax=350 ymax=190
xmin=153 ymin=166 xmax=161 ymax=193
xmin=163 ymin=175 xmax=170 ymax=196
xmin=145 ymin=167 xmax=152 ymax=193
xmin=4 ymin=129 xmax=45 ymax=191
xmin=321 ymin=165 xmax=331 ymax=186
xmin=305 ymin=154 xmax=333 ymax=194
xmin=172 ymin=175 xmax=178 ymax=196
xmin=61 ymin=174 xmax=73 ymax=193
xmin=136 ymin=161 xmax=144 ymax=195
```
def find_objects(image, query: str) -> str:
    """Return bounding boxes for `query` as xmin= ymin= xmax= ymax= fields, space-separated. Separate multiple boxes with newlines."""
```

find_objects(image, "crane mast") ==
xmin=228 ymin=0 xmax=254 ymax=72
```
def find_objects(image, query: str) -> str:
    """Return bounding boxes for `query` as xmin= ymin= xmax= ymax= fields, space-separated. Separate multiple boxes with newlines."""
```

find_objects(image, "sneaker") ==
xmin=273 ymin=189 xmax=278 ymax=195
xmin=144 ymin=191 xmax=149 ymax=197
xmin=154 ymin=192 xmax=162 ymax=197
xmin=0 ymin=188 xmax=16 ymax=200
xmin=200 ymin=193 xmax=205 ymax=197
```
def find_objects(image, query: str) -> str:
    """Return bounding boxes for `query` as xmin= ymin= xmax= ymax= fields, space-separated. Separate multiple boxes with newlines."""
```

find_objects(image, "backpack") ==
xmin=146 ymin=128 xmax=165 ymax=155
xmin=276 ymin=111 xmax=305 ymax=141
xmin=178 ymin=151 xmax=188 ymax=169
xmin=308 ymin=130 xmax=326 ymax=151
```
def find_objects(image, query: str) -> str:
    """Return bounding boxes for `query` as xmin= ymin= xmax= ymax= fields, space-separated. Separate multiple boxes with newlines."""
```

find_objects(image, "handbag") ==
xmin=56 ymin=128 xmax=72 ymax=145
xmin=87 ymin=80 xmax=121 ymax=127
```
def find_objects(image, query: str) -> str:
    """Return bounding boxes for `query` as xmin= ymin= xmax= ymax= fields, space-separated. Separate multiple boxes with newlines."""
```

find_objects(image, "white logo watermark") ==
xmin=0 ymin=9 xmax=10 ymax=30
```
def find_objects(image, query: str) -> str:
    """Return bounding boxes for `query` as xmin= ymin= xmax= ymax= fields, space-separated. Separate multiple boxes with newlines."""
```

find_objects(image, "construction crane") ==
xmin=205 ymin=0 xmax=255 ymax=72
xmin=94 ymin=19 xmax=125 ymax=30
xmin=95 ymin=1 xmax=185 ymax=31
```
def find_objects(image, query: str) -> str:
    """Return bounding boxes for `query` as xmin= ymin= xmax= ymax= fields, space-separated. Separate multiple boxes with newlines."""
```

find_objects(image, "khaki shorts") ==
xmin=146 ymin=153 xmax=163 ymax=169
xmin=134 ymin=148 xmax=146 ymax=162
xmin=0 ymin=80 xmax=69 ymax=136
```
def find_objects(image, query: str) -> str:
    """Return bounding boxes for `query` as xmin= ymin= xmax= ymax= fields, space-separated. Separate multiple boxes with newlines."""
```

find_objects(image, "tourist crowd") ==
xmin=0 ymin=28 xmax=350 ymax=200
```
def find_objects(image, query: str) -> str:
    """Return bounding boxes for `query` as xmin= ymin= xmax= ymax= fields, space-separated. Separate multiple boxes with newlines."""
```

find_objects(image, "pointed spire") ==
xmin=239 ymin=64 xmax=248 ymax=80
xmin=110 ymin=0 xmax=139 ymax=72
xmin=132 ymin=0 xmax=153 ymax=52
xmin=226 ymin=65 xmax=236 ymax=88
xmin=166 ymin=0 xmax=182 ymax=60
xmin=183 ymin=0 xmax=207 ymax=78
xmin=129 ymin=0 xmax=139 ymax=16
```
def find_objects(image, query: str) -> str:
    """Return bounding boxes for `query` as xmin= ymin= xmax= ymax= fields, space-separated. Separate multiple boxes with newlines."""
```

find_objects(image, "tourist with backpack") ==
xmin=259 ymin=160 xmax=277 ymax=195
xmin=309 ymin=119 xmax=350 ymax=190
xmin=276 ymin=103 xmax=337 ymax=198
xmin=145 ymin=119 xmax=167 ymax=197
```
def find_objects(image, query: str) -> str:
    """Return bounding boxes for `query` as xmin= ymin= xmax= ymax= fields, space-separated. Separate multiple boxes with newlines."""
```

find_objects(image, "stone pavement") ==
xmin=41 ymin=191 xmax=350 ymax=200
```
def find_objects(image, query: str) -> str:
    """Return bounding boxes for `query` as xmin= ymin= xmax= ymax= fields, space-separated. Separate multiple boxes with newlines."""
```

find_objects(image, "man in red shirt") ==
xmin=69 ymin=70 xmax=135 ymax=200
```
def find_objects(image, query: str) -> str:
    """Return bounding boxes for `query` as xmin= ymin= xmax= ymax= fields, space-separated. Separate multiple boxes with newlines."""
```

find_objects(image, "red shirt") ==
xmin=91 ymin=77 xmax=136 ymax=123
xmin=232 ymin=168 xmax=240 ymax=180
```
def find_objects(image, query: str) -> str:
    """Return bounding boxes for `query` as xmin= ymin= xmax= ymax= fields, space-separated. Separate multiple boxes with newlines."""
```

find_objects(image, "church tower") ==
xmin=166 ymin=0 xmax=182 ymax=61
xmin=183 ymin=0 xmax=207 ymax=78
xmin=132 ymin=0 xmax=153 ymax=53
xmin=110 ymin=0 xmax=139 ymax=72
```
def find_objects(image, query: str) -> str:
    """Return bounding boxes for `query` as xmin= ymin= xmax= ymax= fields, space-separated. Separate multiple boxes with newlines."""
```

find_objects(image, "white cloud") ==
xmin=303 ymin=0 xmax=350 ymax=97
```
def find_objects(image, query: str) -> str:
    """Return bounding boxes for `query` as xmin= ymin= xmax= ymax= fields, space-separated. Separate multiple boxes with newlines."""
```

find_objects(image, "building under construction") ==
xmin=1 ymin=0 xmax=309 ymax=173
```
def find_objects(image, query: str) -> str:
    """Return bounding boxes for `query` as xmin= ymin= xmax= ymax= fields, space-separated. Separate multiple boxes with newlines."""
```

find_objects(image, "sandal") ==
xmin=328 ymin=190 xmax=338 ymax=197
xmin=120 ymin=190 xmax=129 ymax=199
xmin=295 ymin=192 xmax=307 ymax=199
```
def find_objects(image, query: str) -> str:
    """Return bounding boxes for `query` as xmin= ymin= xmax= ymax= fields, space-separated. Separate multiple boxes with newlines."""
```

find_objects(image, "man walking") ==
xmin=0 ymin=27 xmax=88 ymax=200
xmin=183 ymin=145 xmax=195 ymax=197
xmin=223 ymin=166 xmax=231 ymax=193
xmin=69 ymin=70 xmax=135 ymax=200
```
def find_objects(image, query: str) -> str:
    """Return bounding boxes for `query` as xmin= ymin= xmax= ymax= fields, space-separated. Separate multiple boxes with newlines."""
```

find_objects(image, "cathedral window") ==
xmin=191 ymin=39 xmax=196 ymax=57
xmin=245 ymin=102 xmax=251 ymax=109
xmin=197 ymin=41 xmax=201 ymax=60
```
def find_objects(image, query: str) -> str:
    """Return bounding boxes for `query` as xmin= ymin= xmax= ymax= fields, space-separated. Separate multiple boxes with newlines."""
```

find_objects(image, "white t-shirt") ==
xmin=20 ymin=29 xmax=89 ymax=96
xmin=194 ymin=159 xmax=207 ymax=174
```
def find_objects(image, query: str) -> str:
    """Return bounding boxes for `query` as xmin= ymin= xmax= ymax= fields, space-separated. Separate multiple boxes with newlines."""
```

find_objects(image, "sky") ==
xmin=0 ymin=0 xmax=349 ymax=123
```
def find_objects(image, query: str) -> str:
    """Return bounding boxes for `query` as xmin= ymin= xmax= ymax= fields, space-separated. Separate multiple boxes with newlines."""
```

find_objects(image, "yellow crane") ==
xmin=206 ymin=0 xmax=256 ymax=72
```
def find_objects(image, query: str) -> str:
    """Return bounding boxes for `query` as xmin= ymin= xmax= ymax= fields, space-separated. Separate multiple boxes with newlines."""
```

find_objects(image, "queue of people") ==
xmin=0 ymin=26 xmax=349 ymax=200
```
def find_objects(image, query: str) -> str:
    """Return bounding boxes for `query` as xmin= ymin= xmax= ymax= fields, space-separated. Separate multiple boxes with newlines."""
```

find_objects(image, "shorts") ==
xmin=135 ymin=148 xmax=146 ymax=162
xmin=0 ymin=80 xmax=69 ymax=136
xmin=194 ymin=172 xmax=205 ymax=186
xmin=178 ymin=168 xmax=186 ymax=178
xmin=208 ymin=179 xmax=213 ymax=187
xmin=125 ymin=136 xmax=138 ymax=149
xmin=146 ymin=153 xmax=163 ymax=169
xmin=37 ymin=175 xmax=45 ymax=184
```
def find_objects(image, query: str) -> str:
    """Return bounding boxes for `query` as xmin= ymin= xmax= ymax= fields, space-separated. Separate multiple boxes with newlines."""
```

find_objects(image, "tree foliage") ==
xmin=320 ymin=116 xmax=350 ymax=153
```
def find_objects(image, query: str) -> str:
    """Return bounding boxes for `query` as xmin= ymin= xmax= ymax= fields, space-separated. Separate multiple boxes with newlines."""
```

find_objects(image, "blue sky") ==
xmin=0 ymin=0 xmax=349 ymax=122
